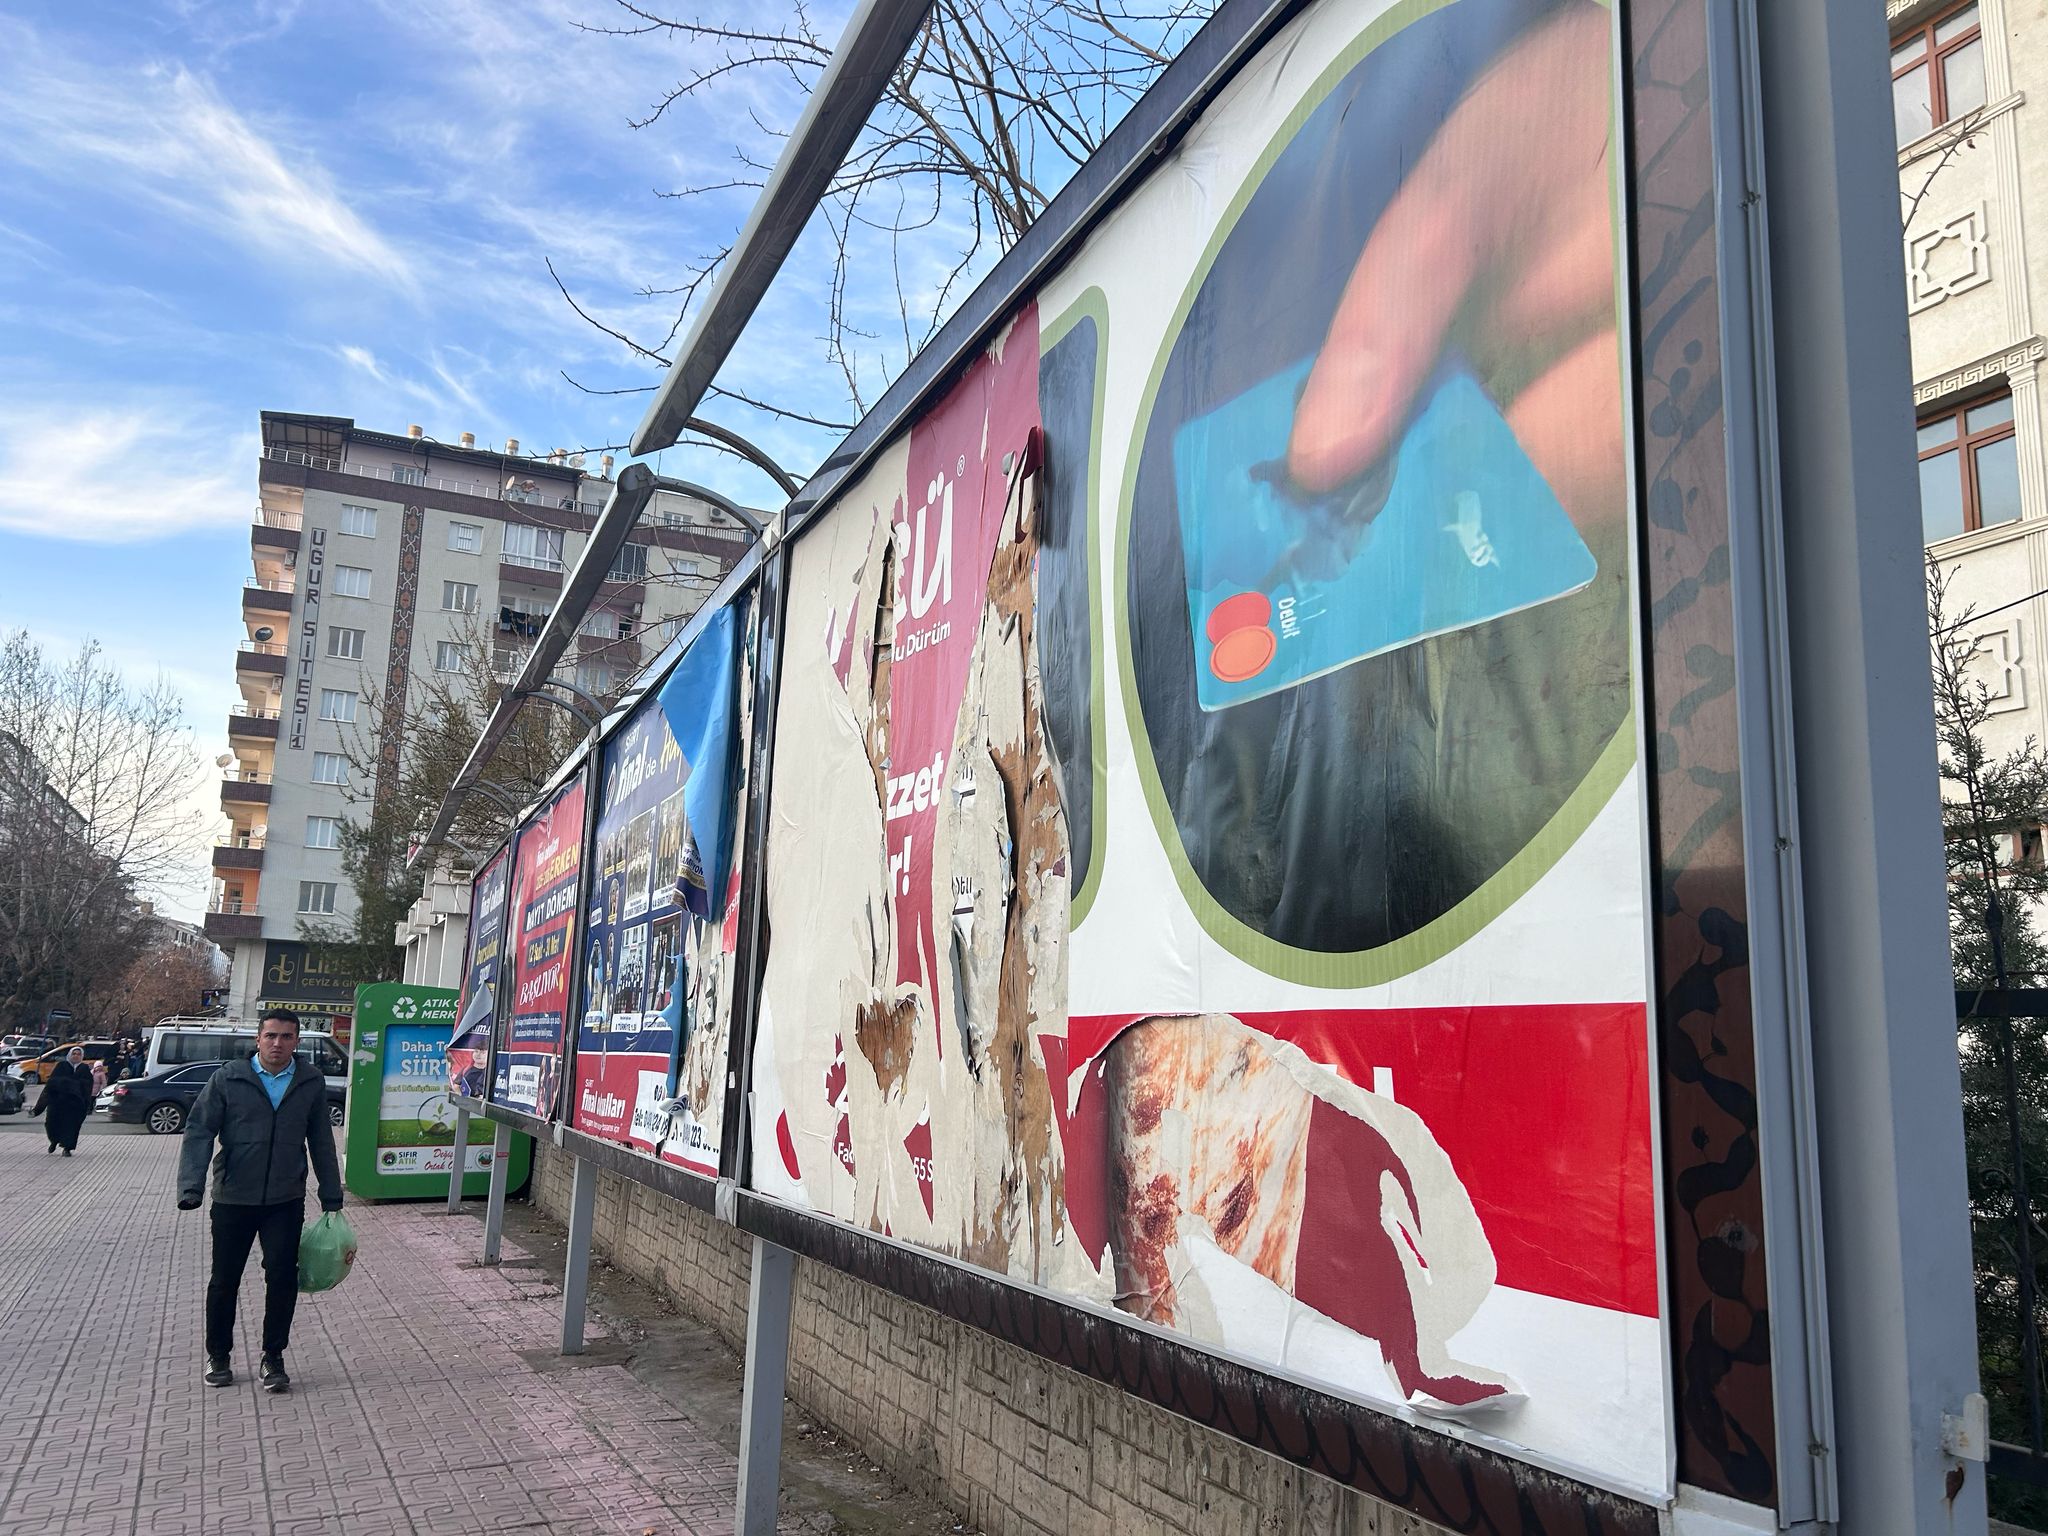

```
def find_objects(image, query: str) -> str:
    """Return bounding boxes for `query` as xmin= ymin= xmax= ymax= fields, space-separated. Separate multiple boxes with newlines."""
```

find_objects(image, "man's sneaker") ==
xmin=259 ymin=1354 xmax=290 ymax=1394
xmin=203 ymin=1358 xmax=233 ymax=1388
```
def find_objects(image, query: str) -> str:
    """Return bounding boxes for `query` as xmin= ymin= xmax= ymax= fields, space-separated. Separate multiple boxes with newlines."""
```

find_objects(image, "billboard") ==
xmin=751 ymin=0 xmax=1664 ymax=1501
xmin=449 ymin=843 xmax=510 ymax=1098
xmin=572 ymin=600 xmax=752 ymax=1172
xmin=494 ymin=776 xmax=586 ymax=1116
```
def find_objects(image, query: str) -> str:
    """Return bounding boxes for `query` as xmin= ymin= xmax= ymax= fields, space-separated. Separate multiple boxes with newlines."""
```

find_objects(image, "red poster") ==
xmin=495 ymin=779 xmax=585 ymax=1117
xmin=881 ymin=306 xmax=1040 ymax=1035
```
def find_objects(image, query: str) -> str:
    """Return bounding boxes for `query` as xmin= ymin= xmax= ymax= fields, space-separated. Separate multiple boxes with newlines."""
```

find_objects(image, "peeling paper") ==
xmin=746 ymin=0 xmax=1675 ymax=1502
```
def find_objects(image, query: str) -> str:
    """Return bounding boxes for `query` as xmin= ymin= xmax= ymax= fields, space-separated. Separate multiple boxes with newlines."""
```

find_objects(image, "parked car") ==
xmin=144 ymin=1025 xmax=348 ymax=1124
xmin=12 ymin=1039 xmax=121 ymax=1085
xmin=107 ymin=1060 xmax=347 ymax=1135
xmin=104 ymin=1061 xmax=222 ymax=1134
xmin=102 ymin=1056 xmax=348 ymax=1138
xmin=1 ymin=1034 xmax=55 ymax=1056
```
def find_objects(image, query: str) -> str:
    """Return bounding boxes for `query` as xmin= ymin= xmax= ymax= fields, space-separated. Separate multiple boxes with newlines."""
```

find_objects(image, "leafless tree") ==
xmin=0 ymin=631 xmax=208 ymax=1030
xmin=563 ymin=0 xmax=1214 ymax=416
xmin=100 ymin=939 xmax=227 ymax=1037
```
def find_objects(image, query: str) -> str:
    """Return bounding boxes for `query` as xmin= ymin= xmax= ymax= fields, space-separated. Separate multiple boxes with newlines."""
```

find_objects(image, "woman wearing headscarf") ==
xmin=33 ymin=1048 xmax=91 ymax=1156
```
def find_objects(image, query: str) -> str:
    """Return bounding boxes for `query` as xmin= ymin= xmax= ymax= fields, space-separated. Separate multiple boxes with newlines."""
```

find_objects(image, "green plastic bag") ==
xmin=298 ymin=1211 xmax=360 ymax=1294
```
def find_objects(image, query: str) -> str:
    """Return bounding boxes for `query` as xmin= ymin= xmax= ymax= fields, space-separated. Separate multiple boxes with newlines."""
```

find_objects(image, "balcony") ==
xmin=235 ymin=640 xmax=286 ymax=677
xmin=212 ymin=837 xmax=265 ymax=873
xmin=500 ymin=554 xmax=565 ymax=591
xmin=251 ymin=510 xmax=301 ymax=555
xmin=229 ymin=708 xmax=280 ymax=742
xmin=203 ymin=898 xmax=261 ymax=943
xmin=221 ymin=770 xmax=273 ymax=806
xmin=242 ymin=578 xmax=294 ymax=617
xmin=578 ymin=631 xmax=642 ymax=668
xmin=262 ymin=446 xmax=582 ymax=508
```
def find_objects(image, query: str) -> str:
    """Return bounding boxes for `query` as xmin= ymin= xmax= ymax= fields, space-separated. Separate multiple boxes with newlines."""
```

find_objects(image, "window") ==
xmin=391 ymin=463 xmax=425 ymax=486
xmin=1919 ymin=391 xmax=2020 ymax=541
xmin=327 ymin=627 xmax=365 ymax=661
xmin=442 ymin=580 xmax=477 ymax=613
xmin=160 ymin=1036 xmax=237 ymax=1067
xmin=579 ymin=610 xmax=620 ymax=639
xmin=338 ymin=504 xmax=377 ymax=537
xmin=1893 ymin=2 xmax=1986 ymax=148
xmin=446 ymin=521 xmax=482 ymax=553
xmin=305 ymin=815 xmax=341 ymax=849
xmin=318 ymin=689 xmax=357 ymax=722
xmin=434 ymin=641 xmax=469 ymax=673
xmin=574 ymin=660 xmax=615 ymax=697
xmin=502 ymin=523 xmax=565 ymax=570
xmin=1997 ymin=825 xmax=2047 ymax=871
xmin=298 ymin=881 xmax=337 ymax=915
xmin=606 ymin=542 xmax=649 ymax=583
xmin=333 ymin=565 xmax=372 ymax=599
xmin=498 ymin=594 xmax=550 ymax=639
xmin=311 ymin=752 xmax=349 ymax=786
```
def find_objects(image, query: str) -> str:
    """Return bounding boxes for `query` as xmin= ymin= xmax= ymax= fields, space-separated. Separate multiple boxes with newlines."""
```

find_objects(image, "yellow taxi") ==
xmin=12 ymin=1040 xmax=120 ymax=1085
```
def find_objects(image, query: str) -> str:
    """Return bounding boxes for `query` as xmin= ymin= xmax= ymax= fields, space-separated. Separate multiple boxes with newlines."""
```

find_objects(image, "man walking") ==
xmin=177 ymin=1009 xmax=343 ymax=1393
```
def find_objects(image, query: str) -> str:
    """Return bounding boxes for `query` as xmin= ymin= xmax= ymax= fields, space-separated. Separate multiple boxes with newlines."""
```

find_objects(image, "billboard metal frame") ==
xmin=442 ymin=0 xmax=1984 ymax=1529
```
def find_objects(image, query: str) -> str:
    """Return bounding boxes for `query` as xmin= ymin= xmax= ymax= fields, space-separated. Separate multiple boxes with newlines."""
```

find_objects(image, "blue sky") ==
xmin=0 ymin=0 xmax=892 ymax=915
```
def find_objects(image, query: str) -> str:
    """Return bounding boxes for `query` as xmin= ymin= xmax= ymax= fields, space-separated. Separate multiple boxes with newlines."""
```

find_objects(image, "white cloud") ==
xmin=165 ymin=0 xmax=307 ymax=58
xmin=0 ymin=388 xmax=255 ymax=542
xmin=0 ymin=17 xmax=414 ymax=293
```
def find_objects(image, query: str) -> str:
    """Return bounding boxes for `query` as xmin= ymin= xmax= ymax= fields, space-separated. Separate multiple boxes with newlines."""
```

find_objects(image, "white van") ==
xmin=145 ymin=1022 xmax=349 ymax=1124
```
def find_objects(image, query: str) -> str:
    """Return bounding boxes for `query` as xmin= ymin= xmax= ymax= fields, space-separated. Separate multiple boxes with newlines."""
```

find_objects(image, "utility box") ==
xmin=344 ymin=981 xmax=528 ymax=1200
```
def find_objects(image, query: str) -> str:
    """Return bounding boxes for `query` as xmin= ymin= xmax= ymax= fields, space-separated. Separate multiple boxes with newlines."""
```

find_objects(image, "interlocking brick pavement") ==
xmin=0 ymin=1129 xmax=792 ymax=1535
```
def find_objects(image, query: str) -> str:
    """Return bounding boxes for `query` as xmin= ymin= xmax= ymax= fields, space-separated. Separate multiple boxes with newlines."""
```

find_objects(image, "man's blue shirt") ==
xmin=251 ymin=1055 xmax=294 ymax=1108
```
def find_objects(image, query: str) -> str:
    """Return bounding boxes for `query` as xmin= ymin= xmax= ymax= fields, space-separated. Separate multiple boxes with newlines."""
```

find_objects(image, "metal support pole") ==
xmin=560 ymin=1154 xmax=597 ymax=1356
xmin=735 ymin=1237 xmax=795 ymax=1536
xmin=482 ymin=1120 xmax=513 ymax=1265
xmin=1754 ymin=4 xmax=1986 ymax=1528
xmin=447 ymin=1104 xmax=471 ymax=1213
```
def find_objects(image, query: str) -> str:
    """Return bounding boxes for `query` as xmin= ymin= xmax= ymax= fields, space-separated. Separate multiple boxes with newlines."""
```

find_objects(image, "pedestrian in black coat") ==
xmin=33 ymin=1050 xmax=91 ymax=1155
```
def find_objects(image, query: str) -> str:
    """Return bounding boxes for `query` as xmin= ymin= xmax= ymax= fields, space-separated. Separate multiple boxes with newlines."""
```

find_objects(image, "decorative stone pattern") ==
xmin=1975 ymin=620 xmax=2028 ymax=714
xmin=534 ymin=1144 xmax=1438 ymax=1536
xmin=375 ymin=501 xmax=426 ymax=808
xmin=1908 ymin=202 xmax=1994 ymax=314
xmin=1915 ymin=337 xmax=2048 ymax=407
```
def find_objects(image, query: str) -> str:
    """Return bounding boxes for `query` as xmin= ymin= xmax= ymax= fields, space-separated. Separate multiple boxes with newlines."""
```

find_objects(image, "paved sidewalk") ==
xmin=0 ymin=1129 xmax=787 ymax=1535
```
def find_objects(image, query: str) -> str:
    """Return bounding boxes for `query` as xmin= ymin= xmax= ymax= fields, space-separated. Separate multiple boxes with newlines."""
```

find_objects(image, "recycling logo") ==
xmin=391 ymin=994 xmax=418 ymax=1021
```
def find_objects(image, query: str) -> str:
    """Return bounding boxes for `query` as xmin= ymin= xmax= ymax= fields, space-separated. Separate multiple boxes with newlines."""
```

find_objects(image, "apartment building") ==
xmin=208 ymin=412 xmax=748 ymax=1028
xmin=1898 ymin=0 xmax=2048 ymax=841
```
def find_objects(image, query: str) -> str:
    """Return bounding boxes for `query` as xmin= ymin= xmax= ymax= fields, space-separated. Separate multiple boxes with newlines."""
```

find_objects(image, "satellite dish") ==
xmin=253 ymin=626 xmax=274 ymax=643
xmin=215 ymin=754 xmax=235 ymax=769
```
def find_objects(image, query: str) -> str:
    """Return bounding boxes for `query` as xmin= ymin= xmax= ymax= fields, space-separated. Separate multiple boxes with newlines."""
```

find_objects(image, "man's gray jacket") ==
xmin=177 ymin=1058 xmax=344 ymax=1211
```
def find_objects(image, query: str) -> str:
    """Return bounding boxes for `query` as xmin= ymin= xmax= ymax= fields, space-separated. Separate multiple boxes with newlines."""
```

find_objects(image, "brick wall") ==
xmin=533 ymin=1144 xmax=1449 ymax=1536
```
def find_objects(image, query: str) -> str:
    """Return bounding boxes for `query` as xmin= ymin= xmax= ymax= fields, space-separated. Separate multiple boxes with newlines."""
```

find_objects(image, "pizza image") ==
xmin=1104 ymin=1013 xmax=1518 ymax=1411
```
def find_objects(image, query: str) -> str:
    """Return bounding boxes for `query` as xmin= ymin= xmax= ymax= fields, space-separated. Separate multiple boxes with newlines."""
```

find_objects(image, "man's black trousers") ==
xmin=205 ymin=1200 xmax=302 ymax=1361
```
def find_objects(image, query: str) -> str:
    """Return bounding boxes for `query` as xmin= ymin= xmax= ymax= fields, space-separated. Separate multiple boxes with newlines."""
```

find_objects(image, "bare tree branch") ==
xmin=552 ymin=0 xmax=1214 ymax=429
xmin=0 ymin=632 xmax=208 ymax=1029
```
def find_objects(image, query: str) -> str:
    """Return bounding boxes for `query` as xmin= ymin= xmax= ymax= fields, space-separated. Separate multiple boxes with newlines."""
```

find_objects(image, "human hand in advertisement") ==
xmin=1287 ymin=2 xmax=1621 ymax=536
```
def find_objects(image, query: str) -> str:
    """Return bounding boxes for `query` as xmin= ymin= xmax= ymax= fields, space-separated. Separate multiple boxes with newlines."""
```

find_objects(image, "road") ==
xmin=0 ymin=1125 xmax=802 ymax=1535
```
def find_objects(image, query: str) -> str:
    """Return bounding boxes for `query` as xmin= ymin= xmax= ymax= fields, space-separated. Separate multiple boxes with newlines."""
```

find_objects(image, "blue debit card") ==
xmin=1171 ymin=362 xmax=1597 ymax=710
